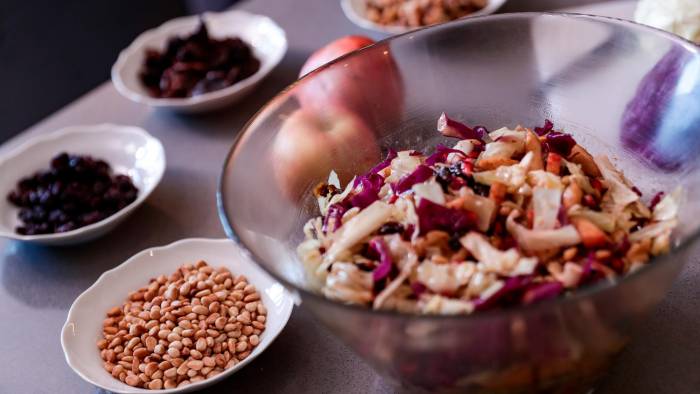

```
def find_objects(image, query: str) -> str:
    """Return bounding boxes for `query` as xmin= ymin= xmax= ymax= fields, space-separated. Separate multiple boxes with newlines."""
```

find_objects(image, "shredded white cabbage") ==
xmin=412 ymin=180 xmax=445 ymax=205
xmin=387 ymin=151 xmax=422 ymax=183
xmin=417 ymin=261 xmax=476 ymax=293
xmin=653 ymin=187 xmax=682 ymax=222
xmin=506 ymin=211 xmax=581 ymax=252
xmin=532 ymin=187 xmax=562 ymax=230
xmin=473 ymin=152 xmax=533 ymax=192
xmin=323 ymin=201 xmax=394 ymax=266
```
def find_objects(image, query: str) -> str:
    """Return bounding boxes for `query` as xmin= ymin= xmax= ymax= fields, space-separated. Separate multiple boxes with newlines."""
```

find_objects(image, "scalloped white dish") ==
xmin=341 ymin=0 xmax=509 ymax=35
xmin=0 ymin=124 xmax=165 ymax=246
xmin=61 ymin=238 xmax=294 ymax=393
xmin=111 ymin=10 xmax=287 ymax=113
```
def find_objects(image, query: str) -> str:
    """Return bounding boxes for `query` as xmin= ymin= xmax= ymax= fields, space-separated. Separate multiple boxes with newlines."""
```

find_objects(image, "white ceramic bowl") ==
xmin=0 ymin=124 xmax=165 ymax=246
xmin=61 ymin=238 xmax=295 ymax=393
xmin=111 ymin=10 xmax=287 ymax=113
xmin=341 ymin=0 xmax=509 ymax=35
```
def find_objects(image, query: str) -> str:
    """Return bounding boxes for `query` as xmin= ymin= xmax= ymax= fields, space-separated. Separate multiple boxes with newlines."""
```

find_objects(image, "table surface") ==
xmin=3 ymin=0 xmax=700 ymax=393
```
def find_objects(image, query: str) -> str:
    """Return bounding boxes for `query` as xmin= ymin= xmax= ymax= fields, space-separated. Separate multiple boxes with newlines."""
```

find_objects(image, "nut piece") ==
xmin=98 ymin=261 xmax=266 ymax=389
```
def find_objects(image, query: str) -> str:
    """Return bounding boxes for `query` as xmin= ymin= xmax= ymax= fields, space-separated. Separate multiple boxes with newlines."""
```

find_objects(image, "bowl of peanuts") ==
xmin=61 ymin=238 xmax=294 ymax=393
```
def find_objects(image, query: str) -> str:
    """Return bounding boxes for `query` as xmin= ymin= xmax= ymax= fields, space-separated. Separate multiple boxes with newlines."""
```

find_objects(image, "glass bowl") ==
xmin=219 ymin=13 xmax=700 ymax=393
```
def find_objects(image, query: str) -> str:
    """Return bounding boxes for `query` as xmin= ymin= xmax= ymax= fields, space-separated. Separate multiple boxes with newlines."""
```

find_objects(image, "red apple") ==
xmin=272 ymin=106 xmax=380 ymax=200
xmin=296 ymin=36 xmax=404 ymax=135
xmin=299 ymin=35 xmax=376 ymax=77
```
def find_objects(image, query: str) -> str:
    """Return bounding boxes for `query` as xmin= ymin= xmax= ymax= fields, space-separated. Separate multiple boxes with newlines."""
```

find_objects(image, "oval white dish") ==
xmin=341 ymin=0 xmax=509 ymax=35
xmin=111 ymin=10 xmax=287 ymax=113
xmin=0 ymin=124 xmax=165 ymax=246
xmin=61 ymin=238 xmax=295 ymax=393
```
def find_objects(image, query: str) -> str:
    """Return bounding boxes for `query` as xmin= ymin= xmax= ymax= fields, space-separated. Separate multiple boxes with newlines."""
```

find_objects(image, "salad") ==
xmin=298 ymin=114 xmax=680 ymax=315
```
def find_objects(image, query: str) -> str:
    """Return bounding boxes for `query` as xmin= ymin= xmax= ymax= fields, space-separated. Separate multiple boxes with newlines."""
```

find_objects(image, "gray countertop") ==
xmin=2 ymin=0 xmax=699 ymax=393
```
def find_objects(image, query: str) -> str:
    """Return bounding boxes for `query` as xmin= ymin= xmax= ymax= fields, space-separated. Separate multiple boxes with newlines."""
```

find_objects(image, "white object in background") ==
xmin=112 ymin=10 xmax=287 ymax=113
xmin=61 ymin=238 xmax=295 ymax=394
xmin=0 ymin=124 xmax=165 ymax=246
xmin=635 ymin=0 xmax=700 ymax=44
xmin=341 ymin=0 xmax=509 ymax=35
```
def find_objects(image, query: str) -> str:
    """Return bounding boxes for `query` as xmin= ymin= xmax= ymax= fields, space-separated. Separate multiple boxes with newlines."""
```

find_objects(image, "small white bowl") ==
xmin=0 ymin=124 xmax=165 ymax=246
xmin=111 ymin=10 xmax=287 ymax=113
xmin=61 ymin=238 xmax=294 ymax=393
xmin=341 ymin=0 xmax=509 ymax=35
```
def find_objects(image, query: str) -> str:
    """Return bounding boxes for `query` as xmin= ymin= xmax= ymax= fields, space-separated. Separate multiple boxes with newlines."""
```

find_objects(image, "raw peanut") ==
xmin=192 ymin=305 xmax=209 ymax=315
xmin=196 ymin=338 xmax=207 ymax=352
xmin=125 ymin=373 xmax=140 ymax=387
xmin=203 ymin=356 xmax=216 ymax=368
xmin=243 ymin=293 xmax=260 ymax=302
xmin=148 ymin=379 xmax=163 ymax=390
xmin=249 ymin=335 xmax=260 ymax=346
xmin=188 ymin=360 xmax=204 ymax=370
xmin=236 ymin=350 xmax=251 ymax=361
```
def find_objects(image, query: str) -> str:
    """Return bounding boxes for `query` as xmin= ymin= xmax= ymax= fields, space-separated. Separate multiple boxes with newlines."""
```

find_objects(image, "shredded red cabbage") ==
xmin=557 ymin=205 xmax=569 ymax=226
xmin=354 ymin=150 xmax=397 ymax=188
xmin=370 ymin=238 xmax=393 ymax=282
xmin=369 ymin=149 xmax=397 ymax=175
xmin=534 ymin=119 xmax=554 ymax=136
xmin=650 ymin=191 xmax=665 ymax=209
xmin=521 ymin=282 xmax=563 ymax=305
xmin=631 ymin=186 xmax=643 ymax=197
xmin=349 ymin=173 xmax=384 ymax=209
xmin=544 ymin=131 xmax=577 ymax=156
xmin=415 ymin=198 xmax=476 ymax=235
xmin=473 ymin=276 xmax=533 ymax=311
xmin=393 ymin=165 xmax=434 ymax=194
xmin=425 ymin=144 xmax=467 ymax=166
xmin=579 ymin=253 xmax=604 ymax=285
xmin=322 ymin=203 xmax=347 ymax=233
xmin=437 ymin=112 xmax=487 ymax=143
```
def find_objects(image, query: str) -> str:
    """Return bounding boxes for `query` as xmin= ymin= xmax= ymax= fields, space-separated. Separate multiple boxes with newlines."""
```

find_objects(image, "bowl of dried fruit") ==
xmin=61 ymin=238 xmax=294 ymax=393
xmin=111 ymin=10 xmax=287 ymax=113
xmin=0 ymin=124 xmax=165 ymax=246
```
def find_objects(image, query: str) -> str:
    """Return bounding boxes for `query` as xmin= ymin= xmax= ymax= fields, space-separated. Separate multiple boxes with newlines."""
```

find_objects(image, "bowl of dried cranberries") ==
xmin=0 ymin=124 xmax=165 ymax=245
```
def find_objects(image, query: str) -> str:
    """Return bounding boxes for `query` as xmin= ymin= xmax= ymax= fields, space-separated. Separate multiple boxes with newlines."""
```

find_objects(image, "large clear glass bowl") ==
xmin=219 ymin=13 xmax=700 ymax=393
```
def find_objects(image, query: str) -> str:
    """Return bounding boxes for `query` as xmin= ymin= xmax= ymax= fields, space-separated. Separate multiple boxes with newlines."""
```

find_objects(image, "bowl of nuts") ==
xmin=341 ymin=0 xmax=509 ymax=35
xmin=61 ymin=238 xmax=294 ymax=393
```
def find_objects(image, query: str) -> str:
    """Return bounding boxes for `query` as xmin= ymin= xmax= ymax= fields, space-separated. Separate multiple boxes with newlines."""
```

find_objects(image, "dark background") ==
xmin=0 ymin=0 xmax=237 ymax=143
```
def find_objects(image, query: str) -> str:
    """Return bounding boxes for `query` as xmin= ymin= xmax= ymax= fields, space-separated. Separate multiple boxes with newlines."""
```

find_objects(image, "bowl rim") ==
xmin=0 ymin=123 xmax=166 ymax=243
xmin=60 ymin=237 xmax=295 ymax=393
xmin=110 ymin=9 xmax=288 ymax=108
xmin=218 ymin=12 xmax=700 ymax=321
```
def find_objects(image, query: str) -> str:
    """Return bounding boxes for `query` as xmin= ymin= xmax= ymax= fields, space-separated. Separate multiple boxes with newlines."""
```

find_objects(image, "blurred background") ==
xmin=0 ymin=0 xmax=606 ymax=144
xmin=0 ymin=0 xmax=237 ymax=143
